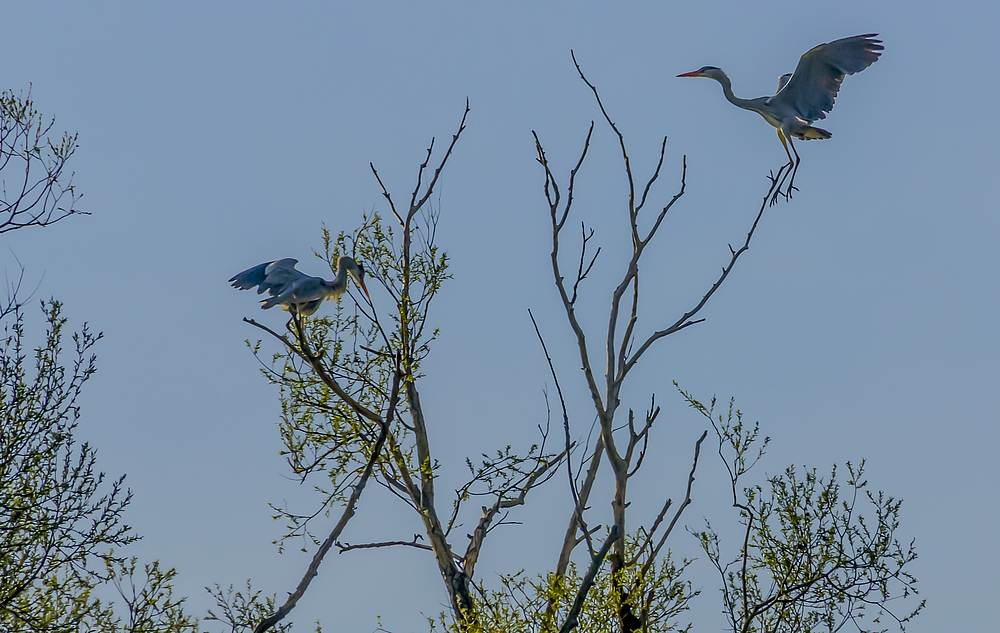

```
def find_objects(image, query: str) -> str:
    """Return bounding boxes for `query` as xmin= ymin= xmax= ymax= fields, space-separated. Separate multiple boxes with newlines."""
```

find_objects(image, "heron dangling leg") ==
xmin=782 ymin=123 xmax=829 ymax=203
xmin=285 ymin=307 xmax=298 ymax=333
xmin=784 ymin=138 xmax=802 ymax=201
xmin=771 ymin=129 xmax=795 ymax=206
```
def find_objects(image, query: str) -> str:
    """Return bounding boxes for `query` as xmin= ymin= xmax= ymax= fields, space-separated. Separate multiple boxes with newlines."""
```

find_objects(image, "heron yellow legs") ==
xmin=770 ymin=128 xmax=800 ymax=205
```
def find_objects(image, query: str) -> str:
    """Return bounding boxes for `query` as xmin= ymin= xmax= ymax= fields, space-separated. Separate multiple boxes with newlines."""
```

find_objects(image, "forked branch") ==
xmin=623 ymin=179 xmax=773 ymax=375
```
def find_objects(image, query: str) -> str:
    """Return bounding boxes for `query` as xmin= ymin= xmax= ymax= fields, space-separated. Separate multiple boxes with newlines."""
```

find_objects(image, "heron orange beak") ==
xmin=676 ymin=70 xmax=702 ymax=78
xmin=358 ymin=278 xmax=371 ymax=302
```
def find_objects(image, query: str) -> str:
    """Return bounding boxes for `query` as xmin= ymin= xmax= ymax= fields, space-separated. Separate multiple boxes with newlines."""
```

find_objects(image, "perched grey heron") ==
xmin=230 ymin=256 xmax=371 ymax=322
xmin=677 ymin=33 xmax=883 ymax=200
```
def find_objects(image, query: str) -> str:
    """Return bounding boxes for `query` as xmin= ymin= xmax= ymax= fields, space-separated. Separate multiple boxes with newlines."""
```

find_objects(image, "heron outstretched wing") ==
xmin=230 ymin=262 xmax=273 ymax=290
xmin=257 ymin=259 xmax=303 ymax=295
xmin=776 ymin=73 xmax=792 ymax=94
xmin=263 ymin=258 xmax=299 ymax=275
xmin=232 ymin=256 xmax=367 ymax=316
xmin=229 ymin=258 xmax=307 ymax=299
xmin=769 ymin=34 xmax=882 ymax=122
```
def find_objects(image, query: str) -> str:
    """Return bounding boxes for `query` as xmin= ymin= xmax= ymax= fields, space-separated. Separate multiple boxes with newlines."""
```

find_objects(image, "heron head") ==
xmin=340 ymin=256 xmax=372 ymax=302
xmin=677 ymin=66 xmax=722 ymax=79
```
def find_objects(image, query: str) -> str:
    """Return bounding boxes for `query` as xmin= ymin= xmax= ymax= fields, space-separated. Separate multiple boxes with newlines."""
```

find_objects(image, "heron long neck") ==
xmin=334 ymin=262 xmax=350 ymax=288
xmin=712 ymin=71 xmax=757 ymax=111
xmin=326 ymin=261 xmax=351 ymax=299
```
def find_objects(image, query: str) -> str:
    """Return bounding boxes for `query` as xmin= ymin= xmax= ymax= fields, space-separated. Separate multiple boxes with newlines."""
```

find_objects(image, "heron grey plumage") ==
xmin=677 ymin=34 xmax=883 ymax=201
xmin=230 ymin=256 xmax=371 ymax=318
xmin=776 ymin=73 xmax=792 ymax=94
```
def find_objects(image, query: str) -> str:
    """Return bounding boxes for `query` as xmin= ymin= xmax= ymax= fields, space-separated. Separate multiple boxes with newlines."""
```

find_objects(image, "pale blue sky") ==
xmin=4 ymin=1 xmax=997 ymax=631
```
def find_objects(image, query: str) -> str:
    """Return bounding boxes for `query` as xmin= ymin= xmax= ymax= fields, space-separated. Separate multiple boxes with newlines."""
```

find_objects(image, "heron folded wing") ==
xmin=260 ymin=277 xmax=326 ymax=310
xmin=771 ymin=34 xmax=883 ymax=123
xmin=259 ymin=266 xmax=305 ymax=296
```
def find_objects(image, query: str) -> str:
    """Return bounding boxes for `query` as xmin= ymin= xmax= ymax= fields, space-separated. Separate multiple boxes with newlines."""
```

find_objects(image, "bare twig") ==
xmin=409 ymin=99 xmax=470 ymax=223
xmin=571 ymin=50 xmax=636 ymax=244
xmin=570 ymin=222 xmax=601 ymax=306
xmin=629 ymin=498 xmax=672 ymax=567
xmin=638 ymin=430 xmax=707 ymax=579
xmin=335 ymin=535 xmax=465 ymax=563
xmin=370 ymin=162 xmax=404 ymax=226
xmin=529 ymin=309 xmax=595 ymax=559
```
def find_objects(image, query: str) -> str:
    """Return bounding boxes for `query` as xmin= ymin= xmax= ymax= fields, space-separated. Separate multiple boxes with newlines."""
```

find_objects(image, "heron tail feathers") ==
xmin=796 ymin=126 xmax=832 ymax=140
xmin=260 ymin=294 xmax=282 ymax=310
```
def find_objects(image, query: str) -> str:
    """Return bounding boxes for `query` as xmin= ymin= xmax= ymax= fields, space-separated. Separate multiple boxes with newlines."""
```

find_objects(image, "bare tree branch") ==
xmin=409 ymin=99 xmax=470 ymax=224
xmin=532 ymin=126 xmax=606 ymax=424
xmin=623 ymin=178 xmax=773 ymax=375
xmin=528 ymin=309 xmax=596 ymax=559
xmin=558 ymin=525 xmax=620 ymax=633
xmin=463 ymin=446 xmax=566 ymax=580
xmin=570 ymin=222 xmax=601 ymax=306
xmin=244 ymin=317 xmax=383 ymax=425
xmin=0 ymin=88 xmax=84 ymax=234
xmin=253 ymin=362 xmax=398 ymax=633
xmin=335 ymin=535 xmax=464 ymax=562
xmin=638 ymin=430 xmax=707 ymax=579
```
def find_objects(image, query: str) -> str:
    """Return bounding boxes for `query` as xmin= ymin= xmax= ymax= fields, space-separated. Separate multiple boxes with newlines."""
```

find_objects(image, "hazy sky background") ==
xmin=4 ymin=1 xmax=997 ymax=631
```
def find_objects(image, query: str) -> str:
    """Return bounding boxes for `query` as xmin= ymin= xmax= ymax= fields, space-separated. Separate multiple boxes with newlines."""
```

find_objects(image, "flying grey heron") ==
xmin=230 ymin=256 xmax=371 ymax=323
xmin=677 ymin=33 xmax=883 ymax=201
